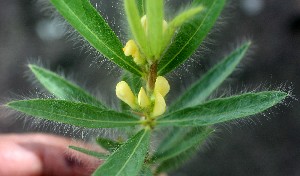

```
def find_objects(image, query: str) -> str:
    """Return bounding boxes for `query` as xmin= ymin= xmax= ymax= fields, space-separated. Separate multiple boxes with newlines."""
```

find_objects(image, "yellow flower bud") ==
xmin=138 ymin=87 xmax=151 ymax=108
xmin=116 ymin=81 xmax=137 ymax=109
xmin=123 ymin=40 xmax=145 ymax=65
xmin=154 ymin=76 xmax=170 ymax=97
xmin=151 ymin=92 xmax=166 ymax=117
xmin=123 ymin=40 xmax=138 ymax=56
xmin=132 ymin=50 xmax=145 ymax=65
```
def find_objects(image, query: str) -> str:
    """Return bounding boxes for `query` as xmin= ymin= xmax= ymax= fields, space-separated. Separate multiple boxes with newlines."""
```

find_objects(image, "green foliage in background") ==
xmin=6 ymin=0 xmax=287 ymax=175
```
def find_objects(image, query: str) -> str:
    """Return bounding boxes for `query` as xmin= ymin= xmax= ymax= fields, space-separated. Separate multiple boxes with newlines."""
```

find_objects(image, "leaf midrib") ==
xmin=115 ymin=130 xmax=147 ymax=176
xmin=11 ymin=105 xmax=138 ymax=125
xmin=159 ymin=98 xmax=277 ymax=125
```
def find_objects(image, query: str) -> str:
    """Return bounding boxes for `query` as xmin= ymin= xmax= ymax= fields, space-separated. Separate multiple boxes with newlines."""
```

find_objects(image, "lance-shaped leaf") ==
xmin=93 ymin=129 xmax=150 ymax=176
xmin=157 ymin=91 xmax=287 ymax=127
xmin=7 ymin=99 xmax=140 ymax=128
xmin=146 ymin=0 xmax=164 ymax=57
xmin=152 ymin=127 xmax=212 ymax=163
xmin=154 ymin=128 xmax=212 ymax=173
xmin=162 ymin=6 xmax=205 ymax=51
xmin=29 ymin=64 xmax=106 ymax=108
xmin=124 ymin=0 xmax=149 ymax=57
xmin=96 ymin=137 xmax=122 ymax=153
xmin=158 ymin=0 xmax=226 ymax=75
xmin=50 ymin=0 xmax=142 ymax=76
xmin=169 ymin=42 xmax=250 ymax=112
xmin=69 ymin=145 xmax=108 ymax=159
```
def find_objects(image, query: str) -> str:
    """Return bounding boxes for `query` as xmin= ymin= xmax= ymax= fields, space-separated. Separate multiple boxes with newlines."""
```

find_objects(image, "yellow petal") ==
xmin=116 ymin=81 xmax=137 ymax=109
xmin=138 ymin=87 xmax=151 ymax=108
xmin=151 ymin=92 xmax=166 ymax=117
xmin=123 ymin=40 xmax=138 ymax=56
xmin=132 ymin=51 xmax=146 ymax=65
xmin=154 ymin=76 xmax=170 ymax=97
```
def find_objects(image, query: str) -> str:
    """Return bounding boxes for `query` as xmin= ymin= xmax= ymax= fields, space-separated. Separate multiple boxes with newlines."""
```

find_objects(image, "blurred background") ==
xmin=0 ymin=0 xmax=300 ymax=175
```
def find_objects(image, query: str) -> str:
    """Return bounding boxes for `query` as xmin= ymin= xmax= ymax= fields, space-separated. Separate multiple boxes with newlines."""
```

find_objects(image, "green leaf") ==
xmin=140 ymin=166 xmax=153 ymax=176
xmin=162 ymin=6 xmax=205 ymax=51
xmin=155 ymin=146 xmax=198 ymax=173
xmin=96 ymin=137 xmax=122 ymax=153
xmin=136 ymin=0 xmax=146 ymax=16
xmin=158 ymin=91 xmax=287 ymax=127
xmin=158 ymin=0 xmax=226 ymax=75
xmin=7 ymin=99 xmax=140 ymax=128
xmin=69 ymin=145 xmax=108 ymax=159
xmin=155 ymin=127 xmax=212 ymax=173
xmin=29 ymin=64 xmax=106 ymax=108
xmin=146 ymin=0 xmax=164 ymax=57
xmin=152 ymin=127 xmax=212 ymax=163
xmin=169 ymin=42 xmax=251 ymax=112
xmin=50 ymin=0 xmax=142 ymax=76
xmin=124 ymin=0 xmax=149 ymax=57
xmin=93 ymin=129 xmax=151 ymax=176
xmin=155 ymin=128 xmax=189 ymax=154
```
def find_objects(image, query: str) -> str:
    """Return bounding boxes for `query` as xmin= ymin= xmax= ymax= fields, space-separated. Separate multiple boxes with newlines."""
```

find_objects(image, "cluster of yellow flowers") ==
xmin=116 ymin=15 xmax=170 ymax=119
xmin=116 ymin=76 xmax=169 ymax=118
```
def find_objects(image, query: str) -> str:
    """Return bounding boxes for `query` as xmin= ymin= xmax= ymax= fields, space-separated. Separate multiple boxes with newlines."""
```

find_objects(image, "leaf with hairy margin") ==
xmin=154 ymin=128 xmax=212 ymax=173
xmin=96 ymin=137 xmax=122 ymax=153
xmin=169 ymin=42 xmax=251 ymax=112
xmin=152 ymin=127 xmax=212 ymax=163
xmin=93 ymin=129 xmax=150 ymax=176
xmin=158 ymin=0 xmax=226 ymax=75
xmin=7 ymin=99 xmax=140 ymax=128
xmin=69 ymin=145 xmax=108 ymax=159
xmin=50 ymin=0 xmax=142 ymax=76
xmin=158 ymin=91 xmax=287 ymax=127
xmin=29 ymin=64 xmax=106 ymax=108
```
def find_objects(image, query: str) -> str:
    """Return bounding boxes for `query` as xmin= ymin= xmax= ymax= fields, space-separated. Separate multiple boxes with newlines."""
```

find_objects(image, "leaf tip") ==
xmin=28 ymin=64 xmax=38 ymax=72
xmin=5 ymin=101 xmax=12 ymax=107
xmin=275 ymin=91 xmax=289 ymax=101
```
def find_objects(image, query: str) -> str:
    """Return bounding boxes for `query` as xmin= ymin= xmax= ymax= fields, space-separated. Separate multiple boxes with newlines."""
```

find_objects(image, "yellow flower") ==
xmin=116 ymin=81 xmax=137 ymax=109
xmin=123 ymin=40 xmax=145 ymax=65
xmin=138 ymin=87 xmax=151 ymax=108
xmin=154 ymin=76 xmax=170 ymax=97
xmin=151 ymin=92 xmax=166 ymax=117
